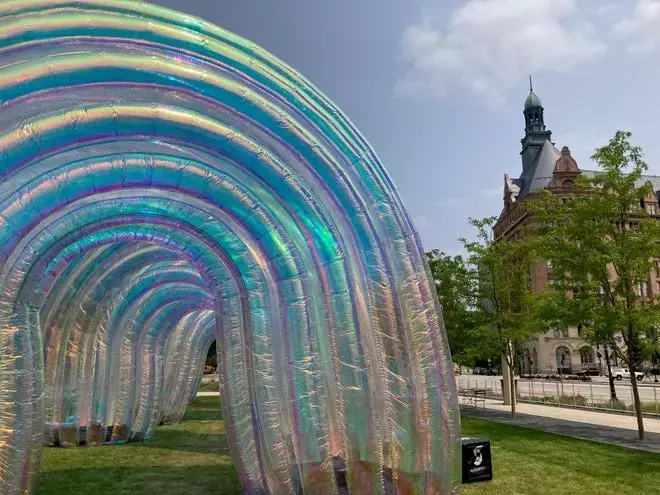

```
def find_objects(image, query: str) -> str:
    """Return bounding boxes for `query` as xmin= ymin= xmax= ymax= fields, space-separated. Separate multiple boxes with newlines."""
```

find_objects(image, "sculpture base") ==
xmin=461 ymin=438 xmax=492 ymax=484
xmin=291 ymin=457 xmax=434 ymax=494
xmin=45 ymin=424 xmax=141 ymax=447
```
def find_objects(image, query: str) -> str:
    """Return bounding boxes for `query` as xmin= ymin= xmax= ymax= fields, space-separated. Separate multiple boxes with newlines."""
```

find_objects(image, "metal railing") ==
xmin=457 ymin=376 xmax=660 ymax=418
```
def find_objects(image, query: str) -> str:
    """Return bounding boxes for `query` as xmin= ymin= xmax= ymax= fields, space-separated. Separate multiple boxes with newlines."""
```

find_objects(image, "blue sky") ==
xmin=152 ymin=0 xmax=660 ymax=255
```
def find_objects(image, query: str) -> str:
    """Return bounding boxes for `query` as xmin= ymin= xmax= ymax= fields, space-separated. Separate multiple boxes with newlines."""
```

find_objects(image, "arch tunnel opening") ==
xmin=0 ymin=2 xmax=460 ymax=494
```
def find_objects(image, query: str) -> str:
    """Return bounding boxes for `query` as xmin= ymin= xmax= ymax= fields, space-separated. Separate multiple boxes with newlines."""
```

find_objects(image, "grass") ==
xmin=38 ymin=397 xmax=660 ymax=494
xmin=38 ymin=396 xmax=239 ymax=495
xmin=198 ymin=379 xmax=220 ymax=393
xmin=461 ymin=417 xmax=660 ymax=495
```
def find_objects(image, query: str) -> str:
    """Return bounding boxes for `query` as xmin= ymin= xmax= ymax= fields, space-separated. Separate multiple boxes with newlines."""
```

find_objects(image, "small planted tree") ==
xmin=530 ymin=131 xmax=660 ymax=439
xmin=426 ymin=250 xmax=479 ymax=370
xmin=462 ymin=217 xmax=538 ymax=417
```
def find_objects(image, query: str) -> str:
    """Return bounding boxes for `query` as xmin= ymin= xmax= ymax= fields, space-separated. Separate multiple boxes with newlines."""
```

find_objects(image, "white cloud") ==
xmin=585 ymin=2 xmax=625 ymax=17
xmin=614 ymin=0 xmax=660 ymax=53
xmin=397 ymin=0 xmax=606 ymax=106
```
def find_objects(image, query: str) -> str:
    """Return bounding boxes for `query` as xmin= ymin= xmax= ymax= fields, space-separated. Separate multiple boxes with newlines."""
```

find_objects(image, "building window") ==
xmin=655 ymin=261 xmax=660 ymax=277
xmin=580 ymin=347 xmax=594 ymax=365
xmin=638 ymin=282 xmax=649 ymax=298
xmin=649 ymin=204 xmax=658 ymax=216
xmin=556 ymin=346 xmax=572 ymax=373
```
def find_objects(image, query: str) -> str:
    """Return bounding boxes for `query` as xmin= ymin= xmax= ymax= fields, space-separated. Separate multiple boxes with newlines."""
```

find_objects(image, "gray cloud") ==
xmin=397 ymin=0 xmax=607 ymax=105
xmin=614 ymin=0 xmax=660 ymax=53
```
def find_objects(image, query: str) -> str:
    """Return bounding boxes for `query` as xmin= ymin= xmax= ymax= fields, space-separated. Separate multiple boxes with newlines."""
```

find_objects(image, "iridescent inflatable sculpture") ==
xmin=0 ymin=2 xmax=460 ymax=493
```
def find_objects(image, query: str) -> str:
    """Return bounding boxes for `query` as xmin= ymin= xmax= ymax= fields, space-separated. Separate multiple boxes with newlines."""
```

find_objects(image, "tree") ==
xmin=205 ymin=340 xmax=217 ymax=367
xmin=461 ymin=217 xmax=538 ymax=417
xmin=426 ymin=250 xmax=479 ymax=370
xmin=530 ymin=267 xmax=622 ymax=399
xmin=530 ymin=131 xmax=660 ymax=440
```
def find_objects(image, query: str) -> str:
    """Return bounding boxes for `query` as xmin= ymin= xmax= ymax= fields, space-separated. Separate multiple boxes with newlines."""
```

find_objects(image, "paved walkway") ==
xmin=463 ymin=398 xmax=660 ymax=453
xmin=197 ymin=391 xmax=220 ymax=397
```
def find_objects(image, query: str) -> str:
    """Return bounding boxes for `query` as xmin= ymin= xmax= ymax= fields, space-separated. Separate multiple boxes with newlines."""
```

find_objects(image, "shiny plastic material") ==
xmin=0 ymin=2 xmax=460 ymax=493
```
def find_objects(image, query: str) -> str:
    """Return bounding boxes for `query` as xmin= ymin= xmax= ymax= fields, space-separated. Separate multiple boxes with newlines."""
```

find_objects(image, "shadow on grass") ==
xmin=133 ymin=397 xmax=229 ymax=455
xmin=179 ymin=406 xmax=223 ymax=422
xmin=38 ymin=396 xmax=239 ymax=494
xmin=36 ymin=464 xmax=241 ymax=495
xmin=135 ymin=429 xmax=231 ymax=455
xmin=181 ymin=396 xmax=224 ymax=421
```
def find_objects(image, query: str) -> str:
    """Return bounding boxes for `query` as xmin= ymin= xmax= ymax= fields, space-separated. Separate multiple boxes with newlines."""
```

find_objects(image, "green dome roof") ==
xmin=525 ymin=91 xmax=543 ymax=110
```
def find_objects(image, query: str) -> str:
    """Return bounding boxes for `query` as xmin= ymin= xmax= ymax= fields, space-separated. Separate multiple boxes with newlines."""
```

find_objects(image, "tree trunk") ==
xmin=603 ymin=348 xmax=618 ymax=401
xmin=623 ymin=322 xmax=645 ymax=440
xmin=628 ymin=355 xmax=645 ymax=440
xmin=507 ymin=346 xmax=516 ymax=417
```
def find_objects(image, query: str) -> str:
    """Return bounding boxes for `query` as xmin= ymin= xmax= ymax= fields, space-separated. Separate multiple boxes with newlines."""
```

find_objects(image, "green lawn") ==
xmin=38 ymin=396 xmax=238 ymax=495
xmin=462 ymin=418 xmax=660 ymax=495
xmin=198 ymin=379 xmax=220 ymax=393
xmin=38 ymin=397 xmax=660 ymax=494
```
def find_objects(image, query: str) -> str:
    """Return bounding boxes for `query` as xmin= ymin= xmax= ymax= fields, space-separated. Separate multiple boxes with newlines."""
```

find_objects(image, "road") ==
xmin=457 ymin=374 xmax=660 ymax=408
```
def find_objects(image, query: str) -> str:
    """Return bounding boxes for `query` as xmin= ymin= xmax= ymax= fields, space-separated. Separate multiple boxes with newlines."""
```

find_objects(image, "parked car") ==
xmin=473 ymin=366 xmax=499 ymax=376
xmin=609 ymin=367 xmax=643 ymax=381
xmin=576 ymin=366 xmax=601 ymax=377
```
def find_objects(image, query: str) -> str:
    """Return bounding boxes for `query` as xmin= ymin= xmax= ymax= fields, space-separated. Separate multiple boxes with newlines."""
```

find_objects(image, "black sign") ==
xmin=461 ymin=438 xmax=493 ymax=484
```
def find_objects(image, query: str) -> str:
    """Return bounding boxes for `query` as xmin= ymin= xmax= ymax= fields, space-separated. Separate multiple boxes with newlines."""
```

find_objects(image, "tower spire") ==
xmin=521 ymin=78 xmax=552 ymax=174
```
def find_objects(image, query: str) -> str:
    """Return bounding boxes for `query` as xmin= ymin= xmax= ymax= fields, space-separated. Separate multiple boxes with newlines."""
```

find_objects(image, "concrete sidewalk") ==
xmin=463 ymin=398 xmax=660 ymax=453
xmin=197 ymin=391 xmax=220 ymax=397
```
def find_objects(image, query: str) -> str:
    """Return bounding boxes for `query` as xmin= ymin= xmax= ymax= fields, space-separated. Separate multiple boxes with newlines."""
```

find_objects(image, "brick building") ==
xmin=493 ymin=83 xmax=660 ymax=375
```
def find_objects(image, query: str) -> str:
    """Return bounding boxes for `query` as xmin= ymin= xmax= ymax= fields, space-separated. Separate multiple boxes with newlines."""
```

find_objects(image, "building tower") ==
xmin=520 ymin=76 xmax=553 ymax=177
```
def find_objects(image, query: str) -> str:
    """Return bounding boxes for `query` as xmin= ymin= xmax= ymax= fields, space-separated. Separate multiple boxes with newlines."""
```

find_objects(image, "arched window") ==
xmin=580 ymin=346 xmax=594 ymax=365
xmin=556 ymin=346 xmax=572 ymax=373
